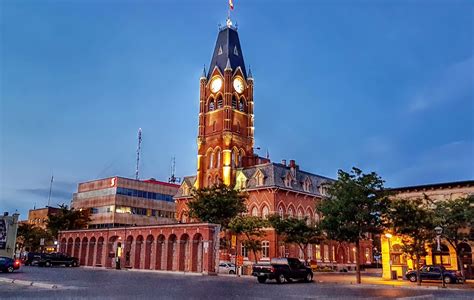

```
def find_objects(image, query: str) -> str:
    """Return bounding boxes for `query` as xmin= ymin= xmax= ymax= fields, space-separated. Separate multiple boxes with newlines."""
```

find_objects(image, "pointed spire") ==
xmin=248 ymin=65 xmax=253 ymax=80
xmin=225 ymin=58 xmax=232 ymax=71
xmin=200 ymin=65 xmax=207 ymax=80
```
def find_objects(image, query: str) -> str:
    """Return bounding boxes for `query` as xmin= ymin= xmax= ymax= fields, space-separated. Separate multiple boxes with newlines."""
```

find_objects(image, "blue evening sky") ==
xmin=1 ymin=0 xmax=473 ymax=219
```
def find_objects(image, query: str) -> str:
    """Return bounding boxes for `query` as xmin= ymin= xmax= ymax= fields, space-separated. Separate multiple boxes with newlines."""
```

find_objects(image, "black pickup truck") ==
xmin=38 ymin=253 xmax=79 ymax=267
xmin=252 ymin=258 xmax=313 ymax=284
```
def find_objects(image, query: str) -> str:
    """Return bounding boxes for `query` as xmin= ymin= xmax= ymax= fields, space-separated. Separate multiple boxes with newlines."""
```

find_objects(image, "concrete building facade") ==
xmin=71 ymin=177 xmax=179 ymax=228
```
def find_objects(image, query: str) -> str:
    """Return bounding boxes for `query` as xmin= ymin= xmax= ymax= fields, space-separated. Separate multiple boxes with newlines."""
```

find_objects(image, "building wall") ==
xmin=27 ymin=207 xmax=59 ymax=229
xmin=0 ymin=214 xmax=19 ymax=258
xmin=58 ymin=223 xmax=220 ymax=274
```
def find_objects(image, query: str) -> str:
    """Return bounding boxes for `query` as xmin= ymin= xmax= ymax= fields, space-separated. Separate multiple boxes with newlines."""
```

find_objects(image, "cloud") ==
xmin=408 ymin=56 xmax=473 ymax=113
xmin=16 ymin=180 xmax=76 ymax=204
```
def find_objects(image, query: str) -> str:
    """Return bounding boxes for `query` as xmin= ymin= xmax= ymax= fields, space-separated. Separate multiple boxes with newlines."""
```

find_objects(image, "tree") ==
xmin=434 ymin=195 xmax=474 ymax=278
xmin=388 ymin=197 xmax=435 ymax=286
xmin=47 ymin=204 xmax=91 ymax=238
xmin=228 ymin=216 xmax=268 ymax=263
xmin=16 ymin=223 xmax=52 ymax=252
xmin=268 ymin=215 xmax=323 ymax=261
xmin=317 ymin=167 xmax=389 ymax=284
xmin=188 ymin=184 xmax=247 ymax=230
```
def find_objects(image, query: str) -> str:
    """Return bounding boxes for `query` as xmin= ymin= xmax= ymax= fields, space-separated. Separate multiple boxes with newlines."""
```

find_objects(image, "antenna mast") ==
xmin=47 ymin=174 xmax=54 ymax=207
xmin=168 ymin=156 xmax=181 ymax=183
xmin=135 ymin=128 xmax=142 ymax=180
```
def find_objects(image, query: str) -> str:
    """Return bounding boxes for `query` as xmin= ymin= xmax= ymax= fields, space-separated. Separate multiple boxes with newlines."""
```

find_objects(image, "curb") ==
xmin=315 ymin=280 xmax=472 ymax=291
xmin=0 ymin=277 xmax=58 ymax=289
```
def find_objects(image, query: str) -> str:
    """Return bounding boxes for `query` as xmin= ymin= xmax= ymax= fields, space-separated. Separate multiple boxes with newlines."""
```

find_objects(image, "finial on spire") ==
xmin=248 ymin=65 xmax=253 ymax=80
xmin=226 ymin=17 xmax=232 ymax=28
xmin=200 ymin=65 xmax=207 ymax=80
xmin=225 ymin=58 xmax=232 ymax=71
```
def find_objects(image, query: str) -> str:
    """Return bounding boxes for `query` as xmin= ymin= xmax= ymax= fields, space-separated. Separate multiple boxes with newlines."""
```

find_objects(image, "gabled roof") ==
xmin=208 ymin=26 xmax=247 ymax=79
xmin=174 ymin=176 xmax=197 ymax=198
xmin=237 ymin=163 xmax=334 ymax=196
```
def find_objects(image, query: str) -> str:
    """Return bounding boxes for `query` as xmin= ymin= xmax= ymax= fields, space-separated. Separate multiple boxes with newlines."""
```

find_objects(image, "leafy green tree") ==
xmin=17 ymin=223 xmax=52 ymax=252
xmin=317 ymin=167 xmax=389 ymax=284
xmin=434 ymin=196 xmax=474 ymax=278
xmin=188 ymin=184 xmax=247 ymax=230
xmin=388 ymin=197 xmax=435 ymax=286
xmin=47 ymin=204 xmax=91 ymax=237
xmin=228 ymin=216 xmax=268 ymax=263
xmin=268 ymin=215 xmax=323 ymax=260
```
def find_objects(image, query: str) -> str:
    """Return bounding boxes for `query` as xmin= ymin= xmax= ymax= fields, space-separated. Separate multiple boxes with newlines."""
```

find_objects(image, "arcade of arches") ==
xmin=58 ymin=223 xmax=219 ymax=274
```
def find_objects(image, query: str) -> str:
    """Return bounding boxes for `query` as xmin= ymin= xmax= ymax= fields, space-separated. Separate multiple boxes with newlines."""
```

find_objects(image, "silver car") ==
xmin=219 ymin=262 xmax=236 ymax=274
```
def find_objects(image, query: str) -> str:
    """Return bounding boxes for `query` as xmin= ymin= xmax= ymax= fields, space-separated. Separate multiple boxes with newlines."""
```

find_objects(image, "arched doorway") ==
xmin=96 ymin=237 xmax=104 ymax=266
xmin=457 ymin=243 xmax=473 ymax=279
xmin=155 ymin=235 xmax=165 ymax=270
xmin=67 ymin=238 xmax=73 ymax=256
xmin=60 ymin=238 xmax=67 ymax=253
xmin=337 ymin=245 xmax=346 ymax=264
xmin=192 ymin=233 xmax=203 ymax=272
xmin=179 ymin=234 xmax=190 ymax=271
xmin=73 ymin=237 xmax=80 ymax=259
xmin=106 ymin=236 xmax=119 ymax=268
xmin=88 ymin=237 xmax=96 ymax=266
xmin=134 ymin=235 xmax=144 ymax=269
xmin=80 ymin=237 xmax=88 ymax=265
xmin=125 ymin=236 xmax=133 ymax=267
xmin=144 ymin=235 xmax=154 ymax=270
xmin=167 ymin=234 xmax=177 ymax=271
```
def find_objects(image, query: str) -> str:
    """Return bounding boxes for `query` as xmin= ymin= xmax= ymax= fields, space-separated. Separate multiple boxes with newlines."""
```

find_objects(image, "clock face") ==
xmin=210 ymin=77 xmax=223 ymax=93
xmin=233 ymin=78 xmax=244 ymax=94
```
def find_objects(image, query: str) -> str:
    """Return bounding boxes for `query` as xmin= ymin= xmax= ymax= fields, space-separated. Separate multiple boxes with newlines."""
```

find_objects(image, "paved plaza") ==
xmin=1 ymin=266 xmax=473 ymax=299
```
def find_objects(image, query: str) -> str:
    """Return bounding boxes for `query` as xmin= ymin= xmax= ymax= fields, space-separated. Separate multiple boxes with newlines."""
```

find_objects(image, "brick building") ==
xmin=71 ymin=177 xmax=179 ymax=228
xmin=25 ymin=206 xmax=60 ymax=230
xmin=174 ymin=21 xmax=373 ymax=269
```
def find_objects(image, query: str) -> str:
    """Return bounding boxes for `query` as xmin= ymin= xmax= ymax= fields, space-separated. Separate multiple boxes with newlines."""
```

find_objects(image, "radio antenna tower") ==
xmin=135 ymin=128 xmax=142 ymax=180
xmin=168 ymin=156 xmax=181 ymax=183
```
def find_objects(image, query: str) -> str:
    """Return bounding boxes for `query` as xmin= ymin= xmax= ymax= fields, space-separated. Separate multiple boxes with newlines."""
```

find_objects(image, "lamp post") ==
xmin=434 ymin=226 xmax=446 ymax=288
xmin=385 ymin=233 xmax=393 ymax=279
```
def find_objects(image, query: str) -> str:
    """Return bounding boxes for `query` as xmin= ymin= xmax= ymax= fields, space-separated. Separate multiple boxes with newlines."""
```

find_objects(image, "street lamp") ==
xmin=385 ymin=233 xmax=393 ymax=279
xmin=434 ymin=226 xmax=446 ymax=288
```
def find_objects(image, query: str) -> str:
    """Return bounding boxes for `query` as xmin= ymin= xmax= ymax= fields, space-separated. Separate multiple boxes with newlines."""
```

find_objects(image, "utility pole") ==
xmin=135 ymin=128 xmax=142 ymax=180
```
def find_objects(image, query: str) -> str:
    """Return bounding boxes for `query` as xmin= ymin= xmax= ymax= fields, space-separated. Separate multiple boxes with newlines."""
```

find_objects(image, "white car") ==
xmin=219 ymin=262 xmax=236 ymax=274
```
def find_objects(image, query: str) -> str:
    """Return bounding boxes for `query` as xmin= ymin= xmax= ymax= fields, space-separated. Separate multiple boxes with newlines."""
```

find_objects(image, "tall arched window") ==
xmin=231 ymin=149 xmax=236 ymax=168
xmin=232 ymin=95 xmax=237 ymax=109
xmin=251 ymin=206 xmax=258 ymax=217
xmin=239 ymin=99 xmax=244 ymax=111
xmin=216 ymin=149 xmax=221 ymax=167
xmin=217 ymin=95 xmax=223 ymax=109
xmin=287 ymin=207 xmax=294 ymax=218
xmin=297 ymin=209 xmax=303 ymax=220
xmin=209 ymin=152 xmax=214 ymax=169
xmin=278 ymin=206 xmax=284 ymax=218
xmin=209 ymin=100 xmax=215 ymax=111
xmin=262 ymin=206 xmax=269 ymax=219
xmin=238 ymin=150 xmax=243 ymax=167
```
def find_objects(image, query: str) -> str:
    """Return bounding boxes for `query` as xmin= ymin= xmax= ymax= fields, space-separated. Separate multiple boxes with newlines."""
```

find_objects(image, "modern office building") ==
xmin=71 ymin=177 xmax=179 ymax=228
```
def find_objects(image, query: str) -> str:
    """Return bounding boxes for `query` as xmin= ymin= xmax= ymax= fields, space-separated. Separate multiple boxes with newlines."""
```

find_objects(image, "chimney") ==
xmin=281 ymin=159 xmax=287 ymax=166
xmin=289 ymin=160 xmax=297 ymax=178
xmin=3 ymin=212 xmax=8 ymax=216
xmin=289 ymin=160 xmax=296 ymax=168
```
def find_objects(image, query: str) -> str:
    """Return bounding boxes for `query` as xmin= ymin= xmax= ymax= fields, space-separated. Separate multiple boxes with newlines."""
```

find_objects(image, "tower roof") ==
xmin=208 ymin=26 xmax=247 ymax=79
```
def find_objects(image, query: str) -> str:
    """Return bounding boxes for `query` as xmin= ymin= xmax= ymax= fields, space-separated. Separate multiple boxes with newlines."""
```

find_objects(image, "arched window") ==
xmin=297 ymin=209 xmax=303 ymax=220
xmin=238 ymin=150 xmax=243 ymax=167
xmin=314 ymin=212 xmax=320 ymax=223
xmin=323 ymin=244 xmax=329 ymax=261
xmin=217 ymin=95 xmax=223 ymax=109
xmin=209 ymin=152 xmax=214 ymax=169
xmin=216 ymin=149 xmax=221 ymax=167
xmin=251 ymin=206 xmax=258 ymax=217
xmin=231 ymin=149 xmax=236 ymax=168
xmin=232 ymin=95 xmax=237 ymax=109
xmin=315 ymin=245 xmax=321 ymax=260
xmin=262 ymin=206 xmax=269 ymax=219
xmin=239 ymin=99 xmax=244 ymax=111
xmin=262 ymin=241 xmax=270 ymax=258
xmin=278 ymin=206 xmax=284 ymax=218
xmin=215 ymin=175 xmax=220 ymax=185
xmin=287 ymin=207 xmax=294 ymax=218
xmin=209 ymin=99 xmax=215 ymax=111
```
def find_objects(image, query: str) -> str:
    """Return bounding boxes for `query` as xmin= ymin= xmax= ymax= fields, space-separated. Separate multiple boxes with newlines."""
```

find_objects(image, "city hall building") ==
xmin=174 ymin=20 xmax=373 ymax=269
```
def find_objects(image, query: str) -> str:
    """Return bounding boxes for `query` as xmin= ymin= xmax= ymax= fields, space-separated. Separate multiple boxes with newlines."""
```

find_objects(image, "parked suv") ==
xmin=405 ymin=265 xmax=464 ymax=284
xmin=38 ymin=253 xmax=79 ymax=267
xmin=252 ymin=258 xmax=313 ymax=284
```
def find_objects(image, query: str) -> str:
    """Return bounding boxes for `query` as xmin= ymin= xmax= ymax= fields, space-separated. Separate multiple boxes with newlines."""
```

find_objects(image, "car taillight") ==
xmin=14 ymin=260 xmax=20 ymax=265
xmin=270 ymin=267 xmax=275 ymax=273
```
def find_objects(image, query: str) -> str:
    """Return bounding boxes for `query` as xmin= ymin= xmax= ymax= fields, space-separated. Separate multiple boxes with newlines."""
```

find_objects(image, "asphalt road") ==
xmin=1 ymin=266 xmax=473 ymax=299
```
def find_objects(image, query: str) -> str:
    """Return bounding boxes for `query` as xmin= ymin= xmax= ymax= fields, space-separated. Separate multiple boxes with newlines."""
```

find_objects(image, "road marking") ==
xmin=396 ymin=295 xmax=435 ymax=300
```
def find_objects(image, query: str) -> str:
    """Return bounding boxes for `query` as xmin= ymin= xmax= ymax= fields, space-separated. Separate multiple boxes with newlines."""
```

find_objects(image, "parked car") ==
xmin=219 ymin=262 xmax=236 ymax=274
xmin=23 ymin=252 xmax=45 ymax=266
xmin=405 ymin=265 xmax=464 ymax=284
xmin=37 ymin=253 xmax=79 ymax=267
xmin=252 ymin=257 xmax=313 ymax=284
xmin=0 ymin=256 xmax=21 ymax=273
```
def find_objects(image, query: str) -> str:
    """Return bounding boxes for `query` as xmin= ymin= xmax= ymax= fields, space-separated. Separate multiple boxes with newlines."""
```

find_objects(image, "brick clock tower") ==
xmin=196 ymin=22 xmax=255 ymax=189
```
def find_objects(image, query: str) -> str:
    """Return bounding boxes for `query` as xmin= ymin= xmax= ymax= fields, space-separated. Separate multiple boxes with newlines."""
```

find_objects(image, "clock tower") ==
xmin=196 ymin=22 xmax=255 ymax=188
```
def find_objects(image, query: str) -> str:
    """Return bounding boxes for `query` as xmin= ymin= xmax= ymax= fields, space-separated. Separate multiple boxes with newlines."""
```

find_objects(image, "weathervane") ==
xmin=227 ymin=0 xmax=234 ymax=27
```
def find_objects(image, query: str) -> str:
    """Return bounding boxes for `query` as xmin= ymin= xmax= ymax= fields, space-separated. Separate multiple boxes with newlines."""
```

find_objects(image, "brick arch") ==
xmin=337 ymin=244 xmax=347 ymax=264
xmin=125 ymin=235 xmax=133 ymax=267
xmin=305 ymin=207 xmax=314 ymax=224
xmin=179 ymin=233 xmax=190 ymax=271
xmin=60 ymin=238 xmax=67 ymax=253
xmin=249 ymin=204 xmax=259 ymax=217
xmin=155 ymin=234 xmax=166 ymax=270
xmin=80 ymin=237 xmax=88 ymax=265
xmin=260 ymin=203 xmax=270 ymax=219
xmin=214 ymin=147 xmax=222 ymax=168
xmin=134 ymin=235 xmax=144 ymax=269
xmin=67 ymin=237 xmax=73 ymax=256
xmin=96 ymin=237 xmax=104 ymax=266
xmin=167 ymin=234 xmax=178 ymax=271
xmin=192 ymin=233 xmax=203 ymax=272
xmin=74 ymin=237 xmax=81 ymax=259
xmin=287 ymin=204 xmax=296 ymax=218
xmin=276 ymin=202 xmax=286 ymax=217
xmin=87 ymin=237 xmax=96 ymax=266
xmin=144 ymin=235 xmax=154 ymax=270
xmin=296 ymin=205 xmax=304 ymax=220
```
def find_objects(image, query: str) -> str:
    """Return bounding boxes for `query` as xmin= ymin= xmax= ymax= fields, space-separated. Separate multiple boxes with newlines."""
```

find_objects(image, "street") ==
xmin=1 ymin=266 xmax=473 ymax=299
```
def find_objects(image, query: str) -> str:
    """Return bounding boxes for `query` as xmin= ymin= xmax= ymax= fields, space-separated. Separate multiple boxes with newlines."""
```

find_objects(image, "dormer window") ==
xmin=233 ymin=45 xmax=239 ymax=56
xmin=284 ymin=173 xmax=292 ymax=188
xmin=255 ymin=170 xmax=265 ymax=186
xmin=303 ymin=177 xmax=312 ymax=192
xmin=218 ymin=45 xmax=223 ymax=55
